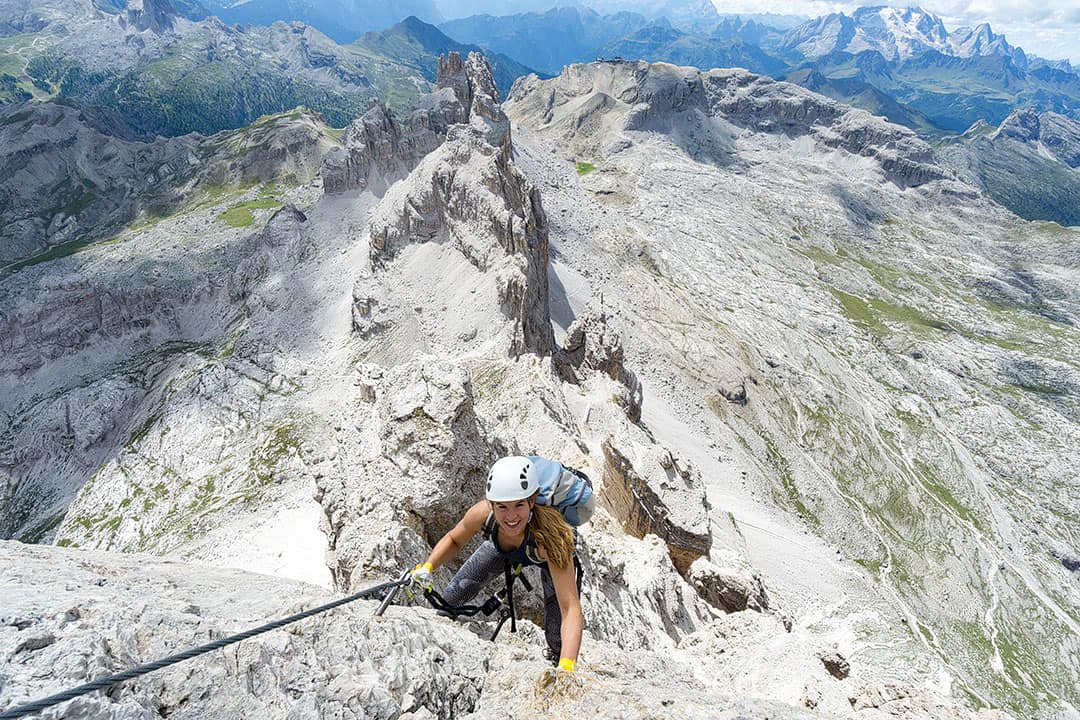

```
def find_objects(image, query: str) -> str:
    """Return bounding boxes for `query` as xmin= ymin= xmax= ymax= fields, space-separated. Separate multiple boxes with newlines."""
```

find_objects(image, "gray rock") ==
xmin=555 ymin=309 xmax=643 ymax=422
xmin=316 ymin=358 xmax=493 ymax=590
xmin=689 ymin=557 xmax=771 ymax=613
xmin=0 ymin=102 xmax=336 ymax=267
xmin=817 ymin=649 xmax=850 ymax=680
xmin=506 ymin=62 xmax=948 ymax=188
xmin=365 ymin=52 xmax=553 ymax=358
xmin=321 ymin=101 xmax=409 ymax=195
xmin=599 ymin=437 xmax=711 ymax=575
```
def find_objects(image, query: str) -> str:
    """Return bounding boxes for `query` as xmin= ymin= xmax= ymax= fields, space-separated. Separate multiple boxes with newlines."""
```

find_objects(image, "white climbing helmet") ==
xmin=486 ymin=456 xmax=538 ymax=501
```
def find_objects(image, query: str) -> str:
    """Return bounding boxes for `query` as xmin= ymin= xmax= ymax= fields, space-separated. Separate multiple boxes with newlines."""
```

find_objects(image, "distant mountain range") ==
xmin=1 ymin=1 xmax=1077 ymax=225
xmin=0 ymin=0 xmax=436 ymax=136
xmin=351 ymin=16 xmax=539 ymax=100
xmin=439 ymin=5 xmax=1080 ymax=134
xmin=435 ymin=4 xmax=1080 ymax=226
xmin=0 ymin=0 xmax=538 ymax=137
xmin=200 ymin=0 xmax=442 ymax=43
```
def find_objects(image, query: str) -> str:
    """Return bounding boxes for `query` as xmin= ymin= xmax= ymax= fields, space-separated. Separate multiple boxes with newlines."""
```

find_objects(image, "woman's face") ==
xmin=492 ymin=498 xmax=532 ymax=536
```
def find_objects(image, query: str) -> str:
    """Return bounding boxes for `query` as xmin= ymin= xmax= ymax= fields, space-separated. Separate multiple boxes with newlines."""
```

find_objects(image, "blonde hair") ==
xmin=529 ymin=504 xmax=575 ymax=569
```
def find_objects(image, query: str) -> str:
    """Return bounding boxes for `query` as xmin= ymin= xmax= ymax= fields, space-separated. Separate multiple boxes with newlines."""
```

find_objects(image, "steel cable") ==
xmin=0 ymin=574 xmax=411 ymax=720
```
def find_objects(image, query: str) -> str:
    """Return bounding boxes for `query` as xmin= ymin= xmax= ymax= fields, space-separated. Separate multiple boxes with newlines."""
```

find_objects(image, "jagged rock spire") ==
xmin=363 ymin=51 xmax=552 ymax=358
xmin=437 ymin=51 xmax=511 ymax=160
xmin=119 ymin=0 xmax=177 ymax=33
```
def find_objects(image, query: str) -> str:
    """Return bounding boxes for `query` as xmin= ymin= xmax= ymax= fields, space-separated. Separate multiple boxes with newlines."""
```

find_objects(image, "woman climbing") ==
xmin=410 ymin=455 xmax=591 ymax=672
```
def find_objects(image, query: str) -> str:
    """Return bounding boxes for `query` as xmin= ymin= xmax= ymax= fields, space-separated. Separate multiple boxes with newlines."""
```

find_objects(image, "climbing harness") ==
xmin=417 ymin=561 xmax=532 ymax=641
xmin=0 ymin=572 xmax=413 ymax=720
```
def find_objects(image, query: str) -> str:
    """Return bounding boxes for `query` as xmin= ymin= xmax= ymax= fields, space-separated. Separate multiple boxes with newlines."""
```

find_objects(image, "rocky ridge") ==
xmin=320 ymin=53 xmax=477 ymax=195
xmin=940 ymin=108 xmax=1080 ymax=226
xmin=0 ymin=102 xmax=337 ymax=267
xmin=508 ymin=60 xmax=948 ymax=188
xmin=505 ymin=59 xmax=1079 ymax=717
xmin=360 ymin=52 xmax=552 ymax=357
xmin=0 ymin=51 xmax=1066 ymax=720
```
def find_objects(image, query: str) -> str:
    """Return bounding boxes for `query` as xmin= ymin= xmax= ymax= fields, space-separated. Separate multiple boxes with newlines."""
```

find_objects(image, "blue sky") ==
xmin=709 ymin=1 xmax=1080 ymax=64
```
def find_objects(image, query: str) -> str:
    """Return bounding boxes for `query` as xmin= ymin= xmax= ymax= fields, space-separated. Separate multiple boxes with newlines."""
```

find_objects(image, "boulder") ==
xmin=688 ymin=557 xmax=770 ymax=613
xmin=555 ymin=309 xmax=643 ymax=422
xmin=317 ymin=358 xmax=494 ymax=590
xmin=599 ymin=437 xmax=711 ymax=575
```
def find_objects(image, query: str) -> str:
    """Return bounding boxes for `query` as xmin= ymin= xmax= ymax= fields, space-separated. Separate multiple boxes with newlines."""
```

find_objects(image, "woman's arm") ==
xmin=424 ymin=499 xmax=489 ymax=570
xmin=548 ymin=558 xmax=584 ymax=664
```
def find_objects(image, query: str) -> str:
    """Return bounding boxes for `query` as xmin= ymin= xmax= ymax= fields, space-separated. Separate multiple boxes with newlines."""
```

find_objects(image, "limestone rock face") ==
xmin=322 ymin=52 xmax=512 ymax=198
xmin=0 ymin=541 xmax=494 ymax=720
xmin=555 ymin=309 xmax=643 ymax=422
xmin=940 ymin=108 xmax=1080 ymax=225
xmin=7 ymin=540 xmax=956 ymax=720
xmin=506 ymin=61 xmax=947 ymax=188
xmin=364 ymin=52 xmax=553 ymax=358
xmin=317 ymin=358 xmax=493 ymax=590
xmin=229 ymin=205 xmax=311 ymax=301
xmin=994 ymin=108 xmax=1080 ymax=167
xmin=995 ymin=107 xmax=1042 ymax=143
xmin=580 ymin=524 xmax=718 ymax=651
xmin=400 ymin=88 xmax=471 ymax=160
xmin=599 ymin=437 xmax=711 ymax=576
xmin=688 ymin=556 xmax=771 ymax=613
xmin=121 ymin=0 xmax=176 ymax=32
xmin=321 ymin=103 xmax=403 ymax=194
xmin=0 ymin=102 xmax=337 ymax=266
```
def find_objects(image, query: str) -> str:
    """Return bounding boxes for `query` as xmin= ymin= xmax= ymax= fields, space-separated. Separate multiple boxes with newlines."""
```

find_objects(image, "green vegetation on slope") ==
xmin=23 ymin=42 xmax=379 ymax=137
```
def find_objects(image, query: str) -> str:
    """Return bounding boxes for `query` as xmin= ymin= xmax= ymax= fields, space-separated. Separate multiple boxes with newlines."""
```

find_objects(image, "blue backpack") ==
xmin=528 ymin=455 xmax=595 ymax=526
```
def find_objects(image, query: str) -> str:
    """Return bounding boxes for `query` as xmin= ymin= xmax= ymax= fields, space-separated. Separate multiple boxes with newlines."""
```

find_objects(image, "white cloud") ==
xmin=708 ymin=0 xmax=1080 ymax=63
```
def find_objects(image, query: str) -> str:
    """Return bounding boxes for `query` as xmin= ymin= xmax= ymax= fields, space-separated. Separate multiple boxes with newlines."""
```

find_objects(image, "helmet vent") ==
xmin=520 ymin=480 xmax=528 ymax=489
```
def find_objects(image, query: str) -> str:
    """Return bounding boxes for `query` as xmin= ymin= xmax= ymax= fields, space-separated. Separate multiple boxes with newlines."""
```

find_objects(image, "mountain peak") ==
xmin=115 ymin=0 xmax=178 ymax=33
xmin=784 ymin=5 xmax=1018 ymax=62
xmin=996 ymin=106 xmax=1041 ymax=142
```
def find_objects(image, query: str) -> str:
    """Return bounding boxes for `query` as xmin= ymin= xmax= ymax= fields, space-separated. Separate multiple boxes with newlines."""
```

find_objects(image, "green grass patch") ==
xmin=913 ymin=461 xmax=984 ymax=531
xmin=762 ymin=434 xmax=820 ymax=527
xmin=251 ymin=421 xmax=303 ymax=488
xmin=829 ymin=288 xmax=954 ymax=336
xmin=1 ymin=108 xmax=32 ymax=126
xmin=853 ymin=557 xmax=884 ymax=575
xmin=218 ymin=196 xmax=281 ymax=227
xmin=0 ymin=177 xmax=103 ymax=276
xmin=0 ymin=51 xmax=26 ymax=75
xmin=575 ymin=161 xmax=596 ymax=176
xmin=127 ymin=414 xmax=160 ymax=447
xmin=1 ymin=233 xmax=98 ymax=279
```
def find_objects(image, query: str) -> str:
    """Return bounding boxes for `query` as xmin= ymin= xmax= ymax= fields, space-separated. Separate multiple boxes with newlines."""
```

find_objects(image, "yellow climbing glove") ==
xmin=411 ymin=562 xmax=434 ymax=590
xmin=557 ymin=658 xmax=577 ymax=673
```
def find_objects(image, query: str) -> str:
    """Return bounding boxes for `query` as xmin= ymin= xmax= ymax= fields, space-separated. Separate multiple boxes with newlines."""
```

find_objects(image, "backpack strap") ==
xmin=503 ymin=559 xmax=518 ymax=634
xmin=482 ymin=511 xmax=497 ymax=542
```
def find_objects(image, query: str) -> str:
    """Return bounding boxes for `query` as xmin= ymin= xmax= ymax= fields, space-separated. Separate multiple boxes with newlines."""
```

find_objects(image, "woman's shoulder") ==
xmin=462 ymin=499 xmax=491 ymax=526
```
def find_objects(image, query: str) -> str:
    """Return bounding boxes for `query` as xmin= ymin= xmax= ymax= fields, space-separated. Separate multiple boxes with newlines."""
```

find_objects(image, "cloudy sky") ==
xmin=708 ymin=1 xmax=1080 ymax=64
